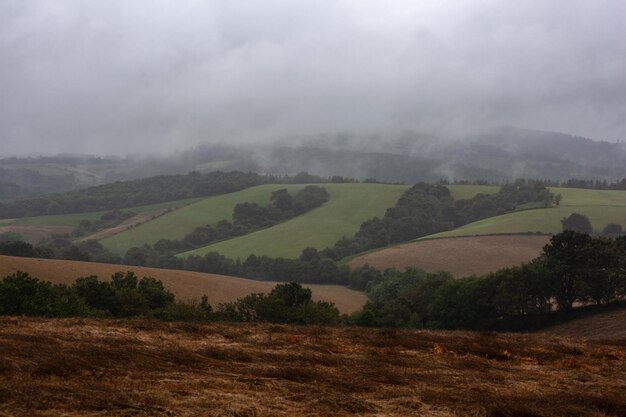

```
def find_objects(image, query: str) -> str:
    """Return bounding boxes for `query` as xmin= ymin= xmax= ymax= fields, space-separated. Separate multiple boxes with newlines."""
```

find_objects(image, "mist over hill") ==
xmin=1 ymin=127 xmax=625 ymax=199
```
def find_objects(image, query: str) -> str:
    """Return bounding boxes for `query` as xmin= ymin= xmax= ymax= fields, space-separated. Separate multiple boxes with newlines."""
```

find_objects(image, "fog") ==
xmin=1 ymin=0 xmax=625 ymax=156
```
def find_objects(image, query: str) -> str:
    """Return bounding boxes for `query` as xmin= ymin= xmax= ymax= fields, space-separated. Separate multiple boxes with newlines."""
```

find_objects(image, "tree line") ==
xmin=324 ymin=179 xmax=555 ymax=260
xmin=352 ymin=231 xmax=626 ymax=330
xmin=148 ymin=186 xmax=329 ymax=252
xmin=0 ymin=271 xmax=340 ymax=325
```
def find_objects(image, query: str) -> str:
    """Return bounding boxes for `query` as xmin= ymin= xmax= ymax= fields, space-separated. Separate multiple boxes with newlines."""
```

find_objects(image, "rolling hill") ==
xmin=0 ymin=198 xmax=202 ymax=243
xmin=179 ymin=183 xmax=409 ymax=259
xmin=348 ymin=235 xmax=550 ymax=277
xmin=100 ymin=184 xmax=309 ymax=254
xmin=0 ymin=255 xmax=366 ymax=313
xmin=424 ymin=187 xmax=626 ymax=239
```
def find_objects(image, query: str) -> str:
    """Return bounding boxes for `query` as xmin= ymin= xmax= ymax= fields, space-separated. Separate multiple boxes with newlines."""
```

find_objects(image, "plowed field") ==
xmin=348 ymin=235 xmax=550 ymax=277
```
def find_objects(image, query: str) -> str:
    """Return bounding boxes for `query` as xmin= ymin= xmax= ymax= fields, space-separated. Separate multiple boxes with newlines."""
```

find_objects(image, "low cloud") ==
xmin=1 ymin=0 xmax=625 ymax=155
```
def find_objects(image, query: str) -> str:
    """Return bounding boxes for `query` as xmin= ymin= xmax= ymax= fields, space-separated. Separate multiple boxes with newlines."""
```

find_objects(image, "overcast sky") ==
xmin=1 ymin=0 xmax=625 ymax=155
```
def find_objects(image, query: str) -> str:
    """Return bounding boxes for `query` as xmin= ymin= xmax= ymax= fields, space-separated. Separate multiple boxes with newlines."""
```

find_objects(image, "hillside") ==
xmin=1 ymin=317 xmax=624 ymax=416
xmin=0 ymin=255 xmax=366 ymax=313
xmin=348 ymin=235 xmax=550 ymax=277
xmin=180 ymin=183 xmax=409 ymax=259
xmin=0 ymin=198 xmax=201 ymax=243
xmin=425 ymin=187 xmax=626 ymax=239
xmin=100 ymin=184 xmax=309 ymax=254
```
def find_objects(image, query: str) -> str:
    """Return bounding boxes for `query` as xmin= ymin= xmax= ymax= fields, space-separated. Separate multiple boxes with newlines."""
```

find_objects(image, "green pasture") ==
xmin=424 ymin=187 xmax=626 ymax=239
xmin=179 ymin=183 xmax=409 ymax=260
xmin=4 ymin=198 xmax=202 ymax=227
xmin=100 ymin=185 xmax=308 ymax=254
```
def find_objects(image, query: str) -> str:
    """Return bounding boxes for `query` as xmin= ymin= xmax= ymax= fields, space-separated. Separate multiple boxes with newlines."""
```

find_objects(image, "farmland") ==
xmin=100 ymin=184 xmax=308 ymax=254
xmin=348 ymin=235 xmax=550 ymax=277
xmin=0 ymin=198 xmax=202 ymax=243
xmin=0 ymin=255 xmax=367 ymax=313
xmin=180 ymin=183 xmax=409 ymax=259
xmin=1 ymin=317 xmax=624 ymax=416
xmin=425 ymin=187 xmax=626 ymax=239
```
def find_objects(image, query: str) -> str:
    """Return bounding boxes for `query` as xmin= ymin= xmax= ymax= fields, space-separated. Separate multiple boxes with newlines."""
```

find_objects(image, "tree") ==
xmin=602 ymin=223 xmax=623 ymax=238
xmin=560 ymin=213 xmax=593 ymax=234
xmin=543 ymin=231 xmax=593 ymax=310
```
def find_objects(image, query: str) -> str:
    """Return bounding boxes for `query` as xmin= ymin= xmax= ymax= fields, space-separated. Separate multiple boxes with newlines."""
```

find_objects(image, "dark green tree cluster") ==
xmin=351 ymin=231 xmax=626 ymax=330
xmin=0 ymin=271 xmax=206 ymax=319
xmin=72 ymin=210 xmax=136 ymax=238
xmin=180 ymin=186 xmax=329 ymax=249
xmin=326 ymin=180 xmax=555 ymax=259
xmin=0 ymin=240 xmax=53 ymax=259
xmin=0 ymin=171 xmax=266 ymax=218
xmin=215 ymin=282 xmax=340 ymax=324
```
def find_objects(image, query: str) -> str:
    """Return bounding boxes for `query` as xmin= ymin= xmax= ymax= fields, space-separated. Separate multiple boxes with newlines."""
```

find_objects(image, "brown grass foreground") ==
xmin=0 ymin=255 xmax=367 ymax=313
xmin=1 ymin=317 xmax=624 ymax=417
xmin=348 ymin=235 xmax=550 ymax=277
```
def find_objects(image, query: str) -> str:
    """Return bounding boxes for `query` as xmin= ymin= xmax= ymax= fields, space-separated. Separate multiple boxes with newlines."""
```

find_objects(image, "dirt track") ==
xmin=0 ymin=255 xmax=367 ymax=313
xmin=77 ymin=209 xmax=169 ymax=241
xmin=0 ymin=317 xmax=624 ymax=416
xmin=348 ymin=235 xmax=550 ymax=277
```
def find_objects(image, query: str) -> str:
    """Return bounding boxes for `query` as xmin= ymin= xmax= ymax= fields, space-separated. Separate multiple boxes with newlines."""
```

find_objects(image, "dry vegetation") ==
xmin=0 ymin=256 xmax=367 ymax=313
xmin=0 ymin=317 xmax=624 ymax=417
xmin=348 ymin=235 xmax=550 ymax=277
xmin=541 ymin=308 xmax=626 ymax=340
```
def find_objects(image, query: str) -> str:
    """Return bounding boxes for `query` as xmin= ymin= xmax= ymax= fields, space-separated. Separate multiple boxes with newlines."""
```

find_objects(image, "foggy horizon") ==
xmin=2 ymin=1 xmax=625 ymax=156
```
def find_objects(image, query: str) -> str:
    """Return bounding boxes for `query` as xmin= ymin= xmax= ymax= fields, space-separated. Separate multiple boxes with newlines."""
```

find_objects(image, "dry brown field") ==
xmin=540 ymin=308 xmax=626 ymax=340
xmin=348 ymin=235 xmax=550 ymax=277
xmin=0 ymin=317 xmax=624 ymax=416
xmin=0 ymin=256 xmax=367 ymax=313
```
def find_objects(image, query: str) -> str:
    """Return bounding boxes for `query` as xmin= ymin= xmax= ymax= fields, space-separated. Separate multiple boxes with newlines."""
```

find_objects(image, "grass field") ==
xmin=180 ymin=183 xmax=409 ymax=259
xmin=0 ymin=255 xmax=366 ymax=313
xmin=348 ymin=235 xmax=550 ymax=277
xmin=4 ymin=197 xmax=202 ymax=227
xmin=2 ymin=317 xmax=624 ymax=416
xmin=425 ymin=187 xmax=626 ymax=239
xmin=100 ymin=185 xmax=308 ymax=254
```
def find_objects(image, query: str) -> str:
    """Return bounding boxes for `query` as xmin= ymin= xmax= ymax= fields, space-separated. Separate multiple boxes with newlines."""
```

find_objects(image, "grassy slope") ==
xmin=100 ymin=185 xmax=308 ymax=254
xmin=180 ymin=183 xmax=409 ymax=259
xmin=4 ymin=197 xmax=203 ymax=227
xmin=425 ymin=187 xmax=626 ymax=238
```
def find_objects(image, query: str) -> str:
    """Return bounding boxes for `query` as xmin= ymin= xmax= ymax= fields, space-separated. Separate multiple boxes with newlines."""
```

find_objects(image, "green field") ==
xmin=424 ymin=187 xmax=626 ymax=239
xmin=179 ymin=183 xmax=410 ymax=259
xmin=100 ymin=185 xmax=308 ymax=254
xmin=3 ymin=198 xmax=203 ymax=227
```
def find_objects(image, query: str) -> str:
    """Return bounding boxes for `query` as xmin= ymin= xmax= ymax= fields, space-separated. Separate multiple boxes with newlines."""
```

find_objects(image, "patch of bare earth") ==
xmin=0 ymin=317 xmax=624 ymax=416
xmin=77 ymin=209 xmax=170 ymax=242
xmin=0 ymin=225 xmax=74 ymax=244
xmin=348 ymin=235 xmax=550 ymax=277
xmin=0 ymin=255 xmax=367 ymax=313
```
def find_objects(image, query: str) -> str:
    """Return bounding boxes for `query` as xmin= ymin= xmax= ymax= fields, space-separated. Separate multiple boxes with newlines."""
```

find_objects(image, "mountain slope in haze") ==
xmin=2 ymin=127 xmax=624 ymax=200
